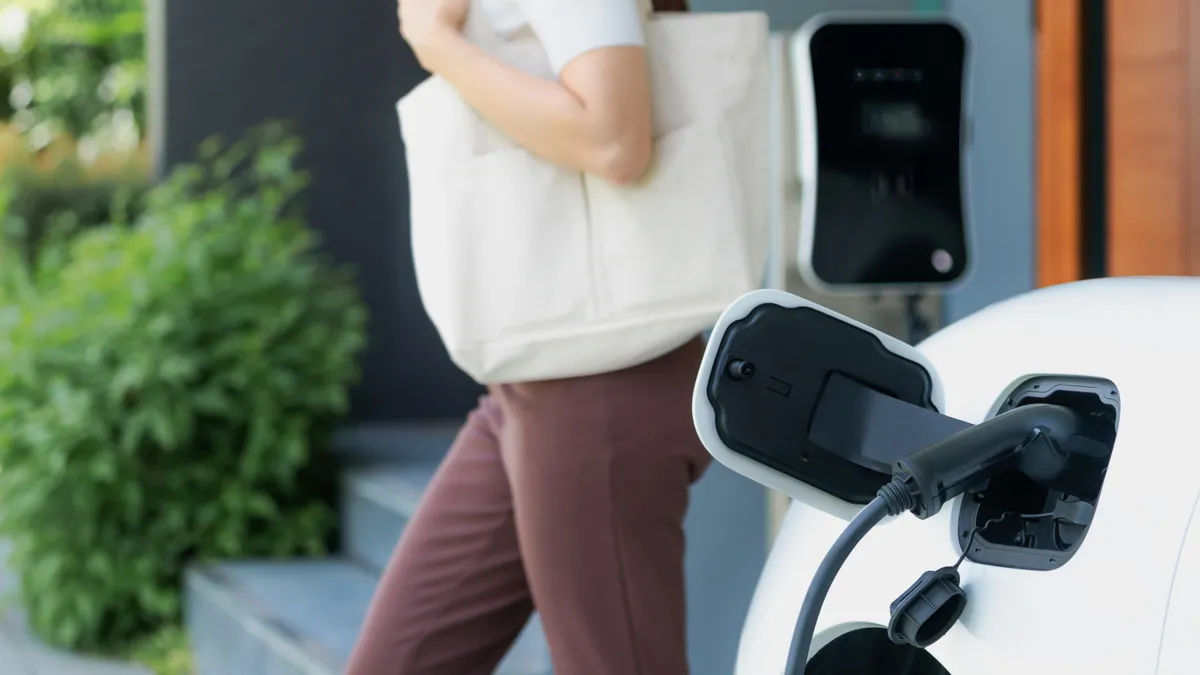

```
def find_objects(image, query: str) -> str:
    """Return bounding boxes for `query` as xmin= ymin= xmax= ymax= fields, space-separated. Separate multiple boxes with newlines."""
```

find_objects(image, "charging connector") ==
xmin=782 ymin=403 xmax=1094 ymax=675
xmin=894 ymin=403 xmax=1087 ymax=519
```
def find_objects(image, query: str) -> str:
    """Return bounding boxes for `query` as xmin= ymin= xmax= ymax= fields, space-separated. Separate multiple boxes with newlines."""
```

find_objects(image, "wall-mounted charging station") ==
xmin=790 ymin=13 xmax=972 ymax=342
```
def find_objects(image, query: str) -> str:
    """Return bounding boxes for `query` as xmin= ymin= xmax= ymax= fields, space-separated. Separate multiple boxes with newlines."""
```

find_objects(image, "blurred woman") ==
xmin=345 ymin=0 xmax=710 ymax=673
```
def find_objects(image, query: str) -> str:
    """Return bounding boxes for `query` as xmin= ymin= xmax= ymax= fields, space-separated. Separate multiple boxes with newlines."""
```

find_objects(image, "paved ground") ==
xmin=0 ymin=541 xmax=150 ymax=675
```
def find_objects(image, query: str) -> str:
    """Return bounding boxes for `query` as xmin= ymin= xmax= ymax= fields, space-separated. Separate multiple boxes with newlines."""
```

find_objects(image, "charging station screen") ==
xmin=808 ymin=22 xmax=968 ymax=286
xmin=861 ymin=101 xmax=930 ymax=142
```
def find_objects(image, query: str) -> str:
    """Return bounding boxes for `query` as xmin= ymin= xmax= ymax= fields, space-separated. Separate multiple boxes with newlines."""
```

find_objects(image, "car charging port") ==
xmin=955 ymin=376 xmax=1119 ymax=571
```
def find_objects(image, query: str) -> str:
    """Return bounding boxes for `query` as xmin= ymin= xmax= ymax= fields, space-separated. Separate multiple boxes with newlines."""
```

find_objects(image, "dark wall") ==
xmin=148 ymin=0 xmax=483 ymax=422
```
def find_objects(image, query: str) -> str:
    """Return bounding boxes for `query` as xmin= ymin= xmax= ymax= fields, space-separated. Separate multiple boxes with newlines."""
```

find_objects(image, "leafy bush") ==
xmin=0 ymin=124 xmax=368 ymax=651
xmin=0 ymin=183 xmax=30 ymax=312
xmin=1 ymin=0 xmax=147 ymax=151
xmin=0 ymin=156 xmax=147 ymax=267
xmin=125 ymin=625 xmax=195 ymax=675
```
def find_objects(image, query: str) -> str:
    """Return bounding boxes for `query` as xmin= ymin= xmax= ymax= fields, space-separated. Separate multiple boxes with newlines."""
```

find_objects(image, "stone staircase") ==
xmin=184 ymin=423 xmax=553 ymax=675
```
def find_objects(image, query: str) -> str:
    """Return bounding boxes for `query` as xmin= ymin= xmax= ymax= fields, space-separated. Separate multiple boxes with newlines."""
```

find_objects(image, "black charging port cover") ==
xmin=886 ymin=566 xmax=967 ymax=649
xmin=705 ymin=303 xmax=940 ymax=504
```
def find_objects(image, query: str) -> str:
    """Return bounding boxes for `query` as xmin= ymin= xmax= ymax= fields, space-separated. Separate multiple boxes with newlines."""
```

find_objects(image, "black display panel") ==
xmin=807 ymin=22 xmax=968 ymax=287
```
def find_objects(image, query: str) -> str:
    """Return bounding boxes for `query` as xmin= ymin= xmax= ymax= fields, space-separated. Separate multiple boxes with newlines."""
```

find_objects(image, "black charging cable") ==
xmin=782 ymin=476 xmax=918 ymax=675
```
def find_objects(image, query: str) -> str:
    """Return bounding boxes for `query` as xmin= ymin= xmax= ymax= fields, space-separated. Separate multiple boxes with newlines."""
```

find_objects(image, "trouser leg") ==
xmin=495 ymin=339 xmax=712 ymax=675
xmin=344 ymin=397 xmax=532 ymax=675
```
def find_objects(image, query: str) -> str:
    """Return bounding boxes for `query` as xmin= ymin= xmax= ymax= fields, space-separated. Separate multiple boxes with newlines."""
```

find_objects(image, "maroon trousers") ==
xmin=345 ymin=339 xmax=713 ymax=675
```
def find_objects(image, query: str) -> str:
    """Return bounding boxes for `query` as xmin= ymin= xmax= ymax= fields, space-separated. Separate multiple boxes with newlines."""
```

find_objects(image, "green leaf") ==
xmin=87 ymin=452 xmax=118 ymax=483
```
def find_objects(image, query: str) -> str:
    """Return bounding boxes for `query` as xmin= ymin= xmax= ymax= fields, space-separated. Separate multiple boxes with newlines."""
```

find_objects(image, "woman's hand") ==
xmin=397 ymin=0 xmax=469 ymax=70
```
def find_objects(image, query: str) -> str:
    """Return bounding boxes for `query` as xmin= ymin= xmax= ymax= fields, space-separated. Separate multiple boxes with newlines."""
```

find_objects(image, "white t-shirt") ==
xmin=478 ymin=0 xmax=647 ymax=74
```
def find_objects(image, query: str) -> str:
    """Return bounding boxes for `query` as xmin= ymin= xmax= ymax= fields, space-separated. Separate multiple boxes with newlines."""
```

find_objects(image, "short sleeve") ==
xmin=513 ymin=0 xmax=647 ymax=74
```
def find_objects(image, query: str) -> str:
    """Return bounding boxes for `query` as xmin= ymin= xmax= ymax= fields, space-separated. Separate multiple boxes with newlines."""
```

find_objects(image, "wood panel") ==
xmin=1189 ymin=0 xmax=1200 ymax=274
xmin=1035 ymin=0 xmax=1083 ymax=287
xmin=1106 ymin=0 xmax=1190 ymax=276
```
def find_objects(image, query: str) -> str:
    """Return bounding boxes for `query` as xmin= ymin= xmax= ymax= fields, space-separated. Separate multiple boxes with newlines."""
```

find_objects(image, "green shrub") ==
xmin=0 ymin=157 xmax=147 ymax=267
xmin=0 ymin=182 xmax=31 ymax=314
xmin=1 ymin=0 xmax=147 ymax=149
xmin=0 ymin=123 xmax=368 ymax=651
xmin=124 ymin=624 xmax=195 ymax=675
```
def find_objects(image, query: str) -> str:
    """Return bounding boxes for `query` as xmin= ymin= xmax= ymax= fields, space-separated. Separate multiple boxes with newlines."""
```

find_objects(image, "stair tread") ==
xmin=185 ymin=423 xmax=555 ymax=675
xmin=188 ymin=559 xmax=552 ymax=675
xmin=333 ymin=423 xmax=460 ymax=466
xmin=189 ymin=559 xmax=376 ymax=670
xmin=341 ymin=463 xmax=439 ymax=517
xmin=337 ymin=426 xmax=448 ymax=574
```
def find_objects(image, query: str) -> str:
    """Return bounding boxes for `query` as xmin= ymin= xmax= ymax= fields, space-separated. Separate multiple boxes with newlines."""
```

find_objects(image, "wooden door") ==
xmin=1038 ymin=0 xmax=1200 ymax=280
xmin=1107 ymin=0 xmax=1200 ymax=276
xmin=1036 ymin=0 xmax=1084 ymax=287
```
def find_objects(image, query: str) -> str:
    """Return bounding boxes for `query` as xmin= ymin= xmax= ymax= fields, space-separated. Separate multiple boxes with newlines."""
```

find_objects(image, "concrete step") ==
xmin=186 ymin=560 xmax=372 ymax=675
xmin=340 ymin=462 xmax=438 ymax=575
xmin=186 ymin=560 xmax=551 ymax=675
xmin=186 ymin=423 xmax=552 ymax=675
xmin=332 ymin=422 xmax=463 ymax=468
xmin=336 ymin=423 xmax=455 ymax=574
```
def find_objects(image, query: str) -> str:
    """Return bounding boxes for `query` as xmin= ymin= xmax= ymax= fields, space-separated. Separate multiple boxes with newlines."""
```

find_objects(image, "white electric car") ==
xmin=694 ymin=277 xmax=1200 ymax=675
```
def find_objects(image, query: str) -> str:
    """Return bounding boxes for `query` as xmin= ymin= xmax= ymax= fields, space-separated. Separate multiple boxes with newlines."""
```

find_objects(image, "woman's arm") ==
xmin=400 ymin=0 xmax=653 ymax=184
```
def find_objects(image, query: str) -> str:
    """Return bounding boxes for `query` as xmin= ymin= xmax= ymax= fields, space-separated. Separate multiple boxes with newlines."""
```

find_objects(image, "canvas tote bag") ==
xmin=397 ymin=0 xmax=770 ymax=384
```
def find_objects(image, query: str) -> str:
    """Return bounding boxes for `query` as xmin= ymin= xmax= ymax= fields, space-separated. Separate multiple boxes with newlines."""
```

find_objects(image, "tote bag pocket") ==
xmin=584 ymin=121 xmax=753 ymax=317
xmin=409 ymin=148 xmax=594 ymax=353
